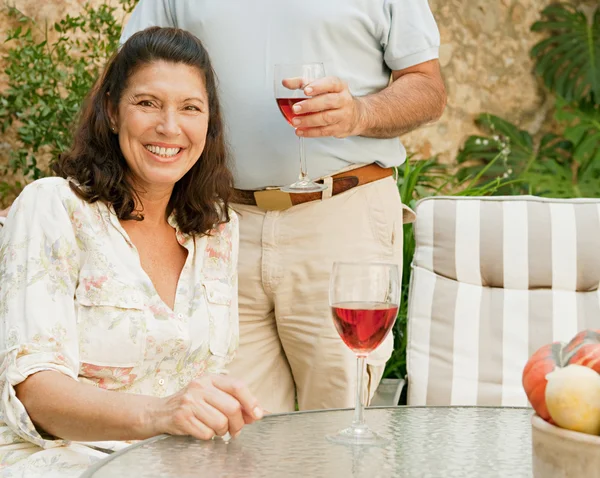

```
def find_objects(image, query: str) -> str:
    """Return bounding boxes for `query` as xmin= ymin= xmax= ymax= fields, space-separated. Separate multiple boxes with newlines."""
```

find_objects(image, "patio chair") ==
xmin=405 ymin=195 xmax=600 ymax=406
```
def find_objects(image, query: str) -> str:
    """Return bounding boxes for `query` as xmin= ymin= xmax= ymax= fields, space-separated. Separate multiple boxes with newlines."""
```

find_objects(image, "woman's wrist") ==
xmin=135 ymin=395 xmax=168 ymax=439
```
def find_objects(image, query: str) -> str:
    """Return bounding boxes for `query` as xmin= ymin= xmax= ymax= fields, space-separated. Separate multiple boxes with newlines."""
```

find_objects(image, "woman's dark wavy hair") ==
xmin=53 ymin=26 xmax=232 ymax=236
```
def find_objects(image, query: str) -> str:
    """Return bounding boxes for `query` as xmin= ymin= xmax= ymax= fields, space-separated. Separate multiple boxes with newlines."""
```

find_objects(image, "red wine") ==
xmin=276 ymin=98 xmax=307 ymax=125
xmin=331 ymin=302 xmax=398 ymax=355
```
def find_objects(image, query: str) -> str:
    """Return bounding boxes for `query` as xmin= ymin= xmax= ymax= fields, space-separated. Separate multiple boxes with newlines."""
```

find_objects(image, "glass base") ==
xmin=326 ymin=425 xmax=389 ymax=447
xmin=280 ymin=179 xmax=327 ymax=193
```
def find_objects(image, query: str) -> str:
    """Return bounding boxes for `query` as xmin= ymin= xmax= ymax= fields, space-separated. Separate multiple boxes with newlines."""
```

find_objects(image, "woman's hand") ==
xmin=149 ymin=374 xmax=263 ymax=440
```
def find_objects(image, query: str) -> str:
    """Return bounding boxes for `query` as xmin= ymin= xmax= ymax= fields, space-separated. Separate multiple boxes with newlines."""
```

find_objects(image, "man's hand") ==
xmin=282 ymin=59 xmax=446 ymax=140
xmin=282 ymin=76 xmax=364 ymax=139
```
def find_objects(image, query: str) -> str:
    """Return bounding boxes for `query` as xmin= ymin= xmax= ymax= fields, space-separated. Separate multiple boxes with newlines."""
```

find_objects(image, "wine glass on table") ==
xmin=274 ymin=62 xmax=327 ymax=193
xmin=329 ymin=262 xmax=400 ymax=446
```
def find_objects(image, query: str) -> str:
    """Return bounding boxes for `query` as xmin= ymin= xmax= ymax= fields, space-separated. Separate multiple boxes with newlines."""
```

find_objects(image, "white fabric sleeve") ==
xmin=382 ymin=0 xmax=441 ymax=71
xmin=0 ymin=180 xmax=81 ymax=448
xmin=120 ymin=0 xmax=177 ymax=45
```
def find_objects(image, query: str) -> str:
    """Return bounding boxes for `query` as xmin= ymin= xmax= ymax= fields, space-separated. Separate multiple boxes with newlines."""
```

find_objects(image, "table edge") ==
xmin=80 ymin=434 xmax=169 ymax=478
xmin=78 ymin=405 xmax=532 ymax=477
xmin=264 ymin=405 xmax=531 ymax=417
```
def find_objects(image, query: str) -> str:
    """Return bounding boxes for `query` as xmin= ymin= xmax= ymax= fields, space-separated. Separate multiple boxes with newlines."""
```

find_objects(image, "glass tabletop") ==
xmin=81 ymin=406 xmax=533 ymax=478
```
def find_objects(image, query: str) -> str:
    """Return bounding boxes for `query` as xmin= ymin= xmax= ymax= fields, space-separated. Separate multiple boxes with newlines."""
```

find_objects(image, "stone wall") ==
xmin=403 ymin=0 xmax=594 ymax=162
xmin=405 ymin=0 xmax=555 ymax=161
xmin=0 ymin=0 xmax=594 ymax=205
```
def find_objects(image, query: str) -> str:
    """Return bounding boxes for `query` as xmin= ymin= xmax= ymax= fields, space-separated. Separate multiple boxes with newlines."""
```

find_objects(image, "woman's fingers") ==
xmin=192 ymin=399 xmax=231 ymax=437
xmin=167 ymin=396 xmax=218 ymax=440
xmin=202 ymin=386 xmax=246 ymax=438
xmin=185 ymin=414 xmax=218 ymax=441
xmin=211 ymin=375 xmax=263 ymax=420
xmin=167 ymin=375 xmax=263 ymax=440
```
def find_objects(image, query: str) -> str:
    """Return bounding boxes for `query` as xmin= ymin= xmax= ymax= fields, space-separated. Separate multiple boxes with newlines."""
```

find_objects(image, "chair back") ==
xmin=406 ymin=196 xmax=600 ymax=406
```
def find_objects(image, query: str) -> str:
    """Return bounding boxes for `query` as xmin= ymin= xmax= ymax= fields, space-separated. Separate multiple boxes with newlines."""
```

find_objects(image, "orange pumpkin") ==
xmin=522 ymin=330 xmax=600 ymax=421
xmin=522 ymin=342 xmax=563 ymax=421
xmin=562 ymin=330 xmax=600 ymax=373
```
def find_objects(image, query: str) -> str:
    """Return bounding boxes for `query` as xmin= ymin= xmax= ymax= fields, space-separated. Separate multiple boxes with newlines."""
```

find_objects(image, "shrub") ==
xmin=0 ymin=0 xmax=138 ymax=199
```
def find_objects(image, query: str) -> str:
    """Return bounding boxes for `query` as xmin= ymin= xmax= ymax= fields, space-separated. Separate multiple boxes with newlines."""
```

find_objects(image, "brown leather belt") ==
xmin=232 ymin=163 xmax=394 ymax=211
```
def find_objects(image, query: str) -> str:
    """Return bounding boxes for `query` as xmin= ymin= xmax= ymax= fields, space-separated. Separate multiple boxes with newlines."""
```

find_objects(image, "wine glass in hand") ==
xmin=274 ymin=62 xmax=327 ymax=193
xmin=329 ymin=262 xmax=400 ymax=446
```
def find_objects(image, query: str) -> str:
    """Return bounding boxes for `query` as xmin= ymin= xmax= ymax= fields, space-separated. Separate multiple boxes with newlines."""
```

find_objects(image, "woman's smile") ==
xmin=144 ymin=143 xmax=187 ymax=163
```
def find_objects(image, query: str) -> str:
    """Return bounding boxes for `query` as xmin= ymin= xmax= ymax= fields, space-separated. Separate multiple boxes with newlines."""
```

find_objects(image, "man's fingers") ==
xmin=293 ymin=110 xmax=342 ymax=129
xmin=211 ymin=376 xmax=263 ymax=420
xmin=282 ymin=76 xmax=345 ymax=96
xmin=302 ymin=76 xmax=345 ymax=96
xmin=281 ymin=77 xmax=304 ymax=90
xmin=291 ymin=93 xmax=344 ymax=115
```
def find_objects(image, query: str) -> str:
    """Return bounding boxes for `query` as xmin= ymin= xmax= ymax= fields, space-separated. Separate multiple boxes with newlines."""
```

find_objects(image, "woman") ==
xmin=0 ymin=27 xmax=262 ymax=477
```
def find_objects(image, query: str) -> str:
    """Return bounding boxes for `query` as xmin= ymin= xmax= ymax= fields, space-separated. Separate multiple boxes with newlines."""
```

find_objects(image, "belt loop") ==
xmin=322 ymin=176 xmax=334 ymax=200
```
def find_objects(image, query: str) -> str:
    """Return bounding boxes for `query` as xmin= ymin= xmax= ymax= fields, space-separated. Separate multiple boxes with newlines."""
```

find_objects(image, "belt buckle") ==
xmin=254 ymin=189 xmax=293 ymax=211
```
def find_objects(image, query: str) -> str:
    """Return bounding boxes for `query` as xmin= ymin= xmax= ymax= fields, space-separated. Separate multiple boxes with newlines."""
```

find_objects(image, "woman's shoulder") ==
xmin=14 ymin=177 xmax=94 ymax=219
xmin=18 ymin=177 xmax=77 ymax=203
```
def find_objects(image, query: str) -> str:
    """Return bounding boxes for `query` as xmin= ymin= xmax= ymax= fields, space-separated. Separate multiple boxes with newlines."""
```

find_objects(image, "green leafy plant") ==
xmin=530 ymin=2 xmax=599 ymax=103
xmin=456 ymin=3 xmax=600 ymax=199
xmin=0 ymin=0 xmax=137 ymax=196
xmin=456 ymin=113 xmax=577 ymax=196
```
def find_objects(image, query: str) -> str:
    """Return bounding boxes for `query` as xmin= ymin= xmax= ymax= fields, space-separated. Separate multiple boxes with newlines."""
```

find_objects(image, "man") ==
xmin=3 ymin=0 xmax=446 ymax=413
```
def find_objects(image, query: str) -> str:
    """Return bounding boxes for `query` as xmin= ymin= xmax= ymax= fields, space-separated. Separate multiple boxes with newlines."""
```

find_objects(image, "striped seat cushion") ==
xmin=406 ymin=196 xmax=600 ymax=406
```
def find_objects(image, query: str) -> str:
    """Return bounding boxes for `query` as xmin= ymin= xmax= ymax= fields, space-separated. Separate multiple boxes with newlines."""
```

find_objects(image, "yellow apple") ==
xmin=545 ymin=364 xmax=600 ymax=435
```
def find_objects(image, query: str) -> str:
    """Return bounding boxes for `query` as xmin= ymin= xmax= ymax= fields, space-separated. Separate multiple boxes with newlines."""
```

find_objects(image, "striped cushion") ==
xmin=406 ymin=196 xmax=600 ymax=406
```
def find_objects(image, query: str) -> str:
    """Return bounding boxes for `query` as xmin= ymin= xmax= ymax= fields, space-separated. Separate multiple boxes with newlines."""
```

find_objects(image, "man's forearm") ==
xmin=15 ymin=371 xmax=161 ymax=442
xmin=355 ymin=72 xmax=446 ymax=139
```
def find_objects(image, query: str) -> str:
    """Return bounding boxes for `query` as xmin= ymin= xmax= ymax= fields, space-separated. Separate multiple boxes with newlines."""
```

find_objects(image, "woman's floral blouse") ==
xmin=0 ymin=178 xmax=239 ymax=477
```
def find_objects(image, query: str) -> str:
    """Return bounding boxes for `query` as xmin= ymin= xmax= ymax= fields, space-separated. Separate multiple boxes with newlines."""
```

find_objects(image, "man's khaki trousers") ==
xmin=228 ymin=176 xmax=407 ymax=412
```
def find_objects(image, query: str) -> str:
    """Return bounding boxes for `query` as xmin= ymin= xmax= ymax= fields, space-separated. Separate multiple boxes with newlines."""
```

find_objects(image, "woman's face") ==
xmin=111 ymin=60 xmax=209 ymax=194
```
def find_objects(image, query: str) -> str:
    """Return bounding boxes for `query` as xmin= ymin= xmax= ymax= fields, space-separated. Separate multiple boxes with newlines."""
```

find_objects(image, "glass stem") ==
xmin=352 ymin=355 xmax=367 ymax=430
xmin=298 ymin=135 xmax=308 ymax=182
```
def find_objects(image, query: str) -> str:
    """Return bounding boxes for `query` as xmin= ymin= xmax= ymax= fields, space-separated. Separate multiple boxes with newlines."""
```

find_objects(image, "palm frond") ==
xmin=531 ymin=3 xmax=600 ymax=101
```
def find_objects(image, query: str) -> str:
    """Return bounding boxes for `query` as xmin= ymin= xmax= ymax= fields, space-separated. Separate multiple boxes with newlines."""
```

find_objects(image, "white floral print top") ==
xmin=0 ymin=177 xmax=239 ymax=477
